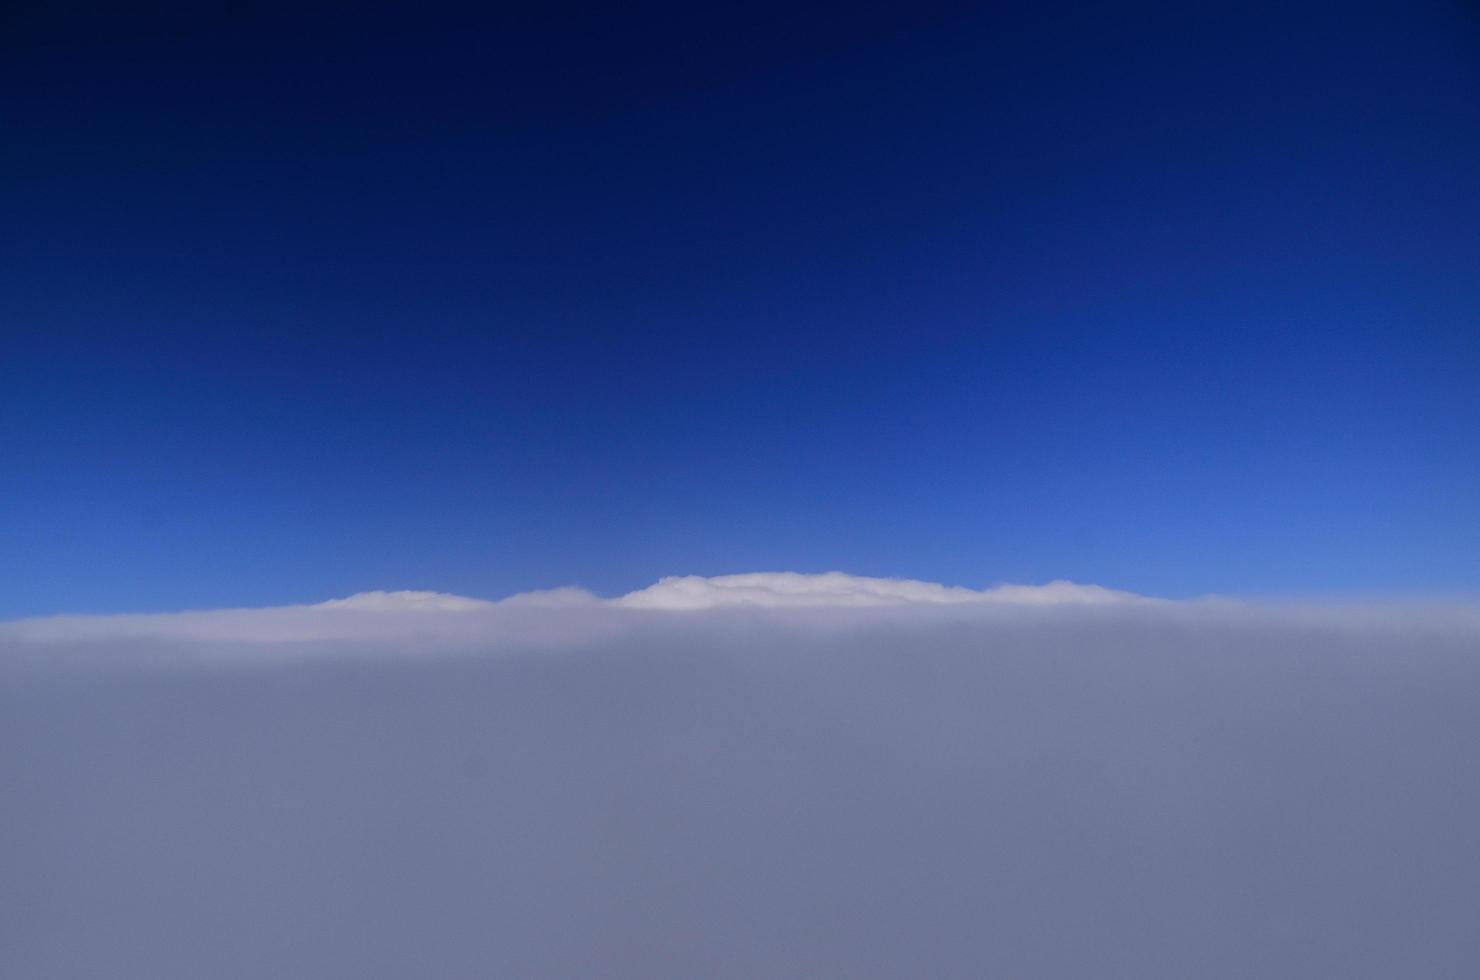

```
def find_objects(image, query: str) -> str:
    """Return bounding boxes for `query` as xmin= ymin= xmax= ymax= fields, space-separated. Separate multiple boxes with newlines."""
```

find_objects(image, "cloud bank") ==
xmin=4 ymin=572 xmax=1480 ymax=978
xmin=5 ymin=571 xmax=1473 ymax=652
xmin=616 ymin=571 xmax=1146 ymax=609
xmin=0 ymin=572 xmax=1157 ymax=650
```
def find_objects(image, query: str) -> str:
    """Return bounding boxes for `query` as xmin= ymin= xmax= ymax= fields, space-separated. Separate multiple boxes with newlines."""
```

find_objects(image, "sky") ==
xmin=4 ymin=1 xmax=1479 ymax=617
xmin=6 ymin=7 xmax=1480 ymax=975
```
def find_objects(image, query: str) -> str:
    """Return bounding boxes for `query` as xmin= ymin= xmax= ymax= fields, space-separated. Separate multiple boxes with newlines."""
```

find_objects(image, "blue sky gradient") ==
xmin=4 ymin=1 xmax=1479 ymax=616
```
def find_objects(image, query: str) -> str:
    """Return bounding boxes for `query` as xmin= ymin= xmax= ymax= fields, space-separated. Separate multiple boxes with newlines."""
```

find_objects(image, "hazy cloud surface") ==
xmin=4 ymin=573 xmax=1479 ymax=978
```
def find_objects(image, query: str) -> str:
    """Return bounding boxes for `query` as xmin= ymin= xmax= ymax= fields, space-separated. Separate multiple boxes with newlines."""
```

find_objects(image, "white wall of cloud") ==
xmin=5 ymin=571 xmax=1476 ymax=652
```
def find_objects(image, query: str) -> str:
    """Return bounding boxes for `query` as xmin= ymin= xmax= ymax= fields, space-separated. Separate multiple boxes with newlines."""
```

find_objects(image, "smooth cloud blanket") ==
xmin=4 ymin=573 xmax=1480 ymax=979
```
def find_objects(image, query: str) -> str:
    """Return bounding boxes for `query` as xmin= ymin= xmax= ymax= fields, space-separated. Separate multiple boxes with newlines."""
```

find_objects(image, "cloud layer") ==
xmin=4 ymin=572 xmax=1480 ymax=978
xmin=3 ymin=571 xmax=1475 ymax=655
xmin=0 ymin=572 xmax=1156 ymax=649
xmin=616 ymin=571 xmax=1145 ymax=609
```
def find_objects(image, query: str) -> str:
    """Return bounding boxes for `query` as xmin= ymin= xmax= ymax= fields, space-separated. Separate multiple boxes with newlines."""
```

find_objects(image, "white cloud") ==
xmin=3 ymin=570 xmax=1480 ymax=977
xmin=2 ymin=571 xmax=1477 ymax=652
xmin=314 ymin=590 xmax=497 ymax=611
xmin=0 ymin=572 xmax=1146 ymax=646
xmin=614 ymin=571 xmax=1146 ymax=609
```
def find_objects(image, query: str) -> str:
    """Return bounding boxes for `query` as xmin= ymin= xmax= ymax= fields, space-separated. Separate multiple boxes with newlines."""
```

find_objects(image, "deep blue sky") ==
xmin=4 ymin=1 xmax=1479 ymax=616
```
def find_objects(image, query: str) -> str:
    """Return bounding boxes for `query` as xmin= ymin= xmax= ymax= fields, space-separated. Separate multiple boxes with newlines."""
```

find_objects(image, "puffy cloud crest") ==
xmin=615 ymin=572 xmax=1144 ymax=609
xmin=2 ymin=571 xmax=1477 ymax=653
xmin=0 ymin=572 xmax=1142 ymax=646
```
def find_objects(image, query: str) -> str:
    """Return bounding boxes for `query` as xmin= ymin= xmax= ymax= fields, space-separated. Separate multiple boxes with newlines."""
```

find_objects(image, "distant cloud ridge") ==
xmin=615 ymin=572 xmax=1142 ymax=609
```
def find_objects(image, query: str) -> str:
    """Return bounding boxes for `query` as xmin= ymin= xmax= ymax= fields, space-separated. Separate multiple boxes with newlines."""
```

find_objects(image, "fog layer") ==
xmin=4 ymin=576 xmax=1478 ymax=978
